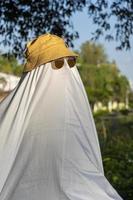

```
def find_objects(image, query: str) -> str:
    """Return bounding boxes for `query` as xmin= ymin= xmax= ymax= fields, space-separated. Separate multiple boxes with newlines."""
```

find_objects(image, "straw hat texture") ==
xmin=23 ymin=33 xmax=78 ymax=72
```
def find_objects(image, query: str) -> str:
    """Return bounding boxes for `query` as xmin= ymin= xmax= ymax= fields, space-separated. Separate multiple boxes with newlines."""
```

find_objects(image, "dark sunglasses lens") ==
xmin=54 ymin=58 xmax=64 ymax=69
xmin=67 ymin=57 xmax=76 ymax=68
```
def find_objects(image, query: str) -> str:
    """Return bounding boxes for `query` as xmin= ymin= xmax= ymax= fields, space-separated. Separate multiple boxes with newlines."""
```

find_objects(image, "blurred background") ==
xmin=0 ymin=1 xmax=133 ymax=199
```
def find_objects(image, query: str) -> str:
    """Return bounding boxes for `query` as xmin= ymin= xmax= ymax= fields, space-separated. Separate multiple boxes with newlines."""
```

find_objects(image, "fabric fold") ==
xmin=0 ymin=60 xmax=123 ymax=199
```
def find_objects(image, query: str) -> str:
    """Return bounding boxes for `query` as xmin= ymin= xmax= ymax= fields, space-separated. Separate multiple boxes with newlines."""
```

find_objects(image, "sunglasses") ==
xmin=51 ymin=57 xmax=77 ymax=69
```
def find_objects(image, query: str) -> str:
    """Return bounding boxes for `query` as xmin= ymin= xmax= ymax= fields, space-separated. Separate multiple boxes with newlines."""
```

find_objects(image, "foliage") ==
xmin=87 ymin=0 xmax=133 ymax=50
xmin=80 ymin=40 xmax=133 ymax=199
xmin=0 ymin=0 xmax=133 ymax=57
xmin=78 ymin=41 xmax=131 ymax=107
xmin=95 ymin=113 xmax=133 ymax=200
xmin=129 ymin=92 xmax=133 ymax=108
xmin=102 ymin=138 xmax=133 ymax=200
xmin=0 ymin=54 xmax=23 ymax=76
xmin=80 ymin=41 xmax=108 ymax=65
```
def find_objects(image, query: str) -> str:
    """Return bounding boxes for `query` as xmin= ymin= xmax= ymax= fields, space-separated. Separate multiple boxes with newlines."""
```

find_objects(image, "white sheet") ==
xmin=0 ymin=59 xmax=123 ymax=199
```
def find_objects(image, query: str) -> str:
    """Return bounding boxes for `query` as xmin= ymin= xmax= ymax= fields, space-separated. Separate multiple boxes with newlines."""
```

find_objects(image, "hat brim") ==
xmin=23 ymin=42 xmax=79 ymax=72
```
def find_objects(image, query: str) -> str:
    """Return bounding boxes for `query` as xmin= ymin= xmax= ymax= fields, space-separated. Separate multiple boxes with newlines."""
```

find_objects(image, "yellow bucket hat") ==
xmin=23 ymin=33 xmax=79 ymax=72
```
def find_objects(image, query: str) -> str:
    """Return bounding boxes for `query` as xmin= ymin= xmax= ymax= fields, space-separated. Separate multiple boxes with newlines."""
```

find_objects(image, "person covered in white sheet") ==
xmin=0 ymin=33 xmax=123 ymax=200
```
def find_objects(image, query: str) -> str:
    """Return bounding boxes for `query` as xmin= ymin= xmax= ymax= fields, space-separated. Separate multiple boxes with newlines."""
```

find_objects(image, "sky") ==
xmin=0 ymin=8 xmax=133 ymax=88
xmin=71 ymin=10 xmax=133 ymax=88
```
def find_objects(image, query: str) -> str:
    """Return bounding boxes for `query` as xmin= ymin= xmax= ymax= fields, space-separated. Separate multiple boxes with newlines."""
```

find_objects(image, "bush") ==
xmin=102 ymin=138 xmax=133 ymax=200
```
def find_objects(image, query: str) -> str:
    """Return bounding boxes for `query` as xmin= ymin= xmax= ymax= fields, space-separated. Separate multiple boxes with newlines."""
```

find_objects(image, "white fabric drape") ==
xmin=0 ymin=59 xmax=123 ymax=199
